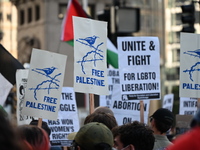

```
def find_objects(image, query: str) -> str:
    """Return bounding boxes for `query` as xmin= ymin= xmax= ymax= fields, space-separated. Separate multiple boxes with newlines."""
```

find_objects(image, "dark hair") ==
xmin=84 ymin=112 xmax=118 ymax=130
xmin=72 ymin=141 xmax=112 ymax=150
xmin=154 ymin=118 xmax=171 ymax=134
xmin=29 ymin=119 xmax=51 ymax=136
xmin=112 ymin=121 xmax=154 ymax=150
xmin=18 ymin=125 xmax=50 ymax=150
xmin=0 ymin=109 xmax=23 ymax=150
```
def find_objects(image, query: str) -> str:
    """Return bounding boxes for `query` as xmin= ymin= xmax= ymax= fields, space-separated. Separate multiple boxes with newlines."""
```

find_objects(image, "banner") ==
xmin=179 ymin=97 xmax=197 ymax=115
xmin=99 ymin=69 xmax=120 ymax=107
xmin=180 ymin=33 xmax=200 ymax=98
xmin=45 ymin=87 xmax=80 ymax=147
xmin=117 ymin=37 xmax=160 ymax=100
xmin=22 ymin=49 xmax=67 ymax=120
xmin=73 ymin=16 xmax=108 ymax=95
xmin=162 ymin=94 xmax=174 ymax=111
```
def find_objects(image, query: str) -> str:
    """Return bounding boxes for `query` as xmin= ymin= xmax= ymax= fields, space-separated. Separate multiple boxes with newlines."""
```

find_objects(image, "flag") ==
xmin=61 ymin=0 xmax=118 ymax=68
xmin=0 ymin=44 xmax=24 ymax=105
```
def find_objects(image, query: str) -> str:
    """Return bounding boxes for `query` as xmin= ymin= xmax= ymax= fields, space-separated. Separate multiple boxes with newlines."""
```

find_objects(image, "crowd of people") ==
xmin=1 ymin=106 xmax=200 ymax=150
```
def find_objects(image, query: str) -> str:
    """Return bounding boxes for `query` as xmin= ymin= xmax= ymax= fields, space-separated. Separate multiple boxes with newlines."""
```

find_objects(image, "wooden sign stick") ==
xmin=37 ymin=118 xmax=43 ymax=127
xmin=140 ymin=100 xmax=144 ymax=123
xmin=89 ymin=93 xmax=94 ymax=114
xmin=63 ymin=146 xmax=68 ymax=150
xmin=198 ymin=98 xmax=200 ymax=109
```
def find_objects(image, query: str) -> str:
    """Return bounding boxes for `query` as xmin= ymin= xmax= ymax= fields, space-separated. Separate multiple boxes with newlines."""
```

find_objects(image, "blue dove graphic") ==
xmin=35 ymin=67 xmax=57 ymax=76
xmin=187 ymin=49 xmax=200 ymax=55
xmin=79 ymin=35 xmax=99 ymax=46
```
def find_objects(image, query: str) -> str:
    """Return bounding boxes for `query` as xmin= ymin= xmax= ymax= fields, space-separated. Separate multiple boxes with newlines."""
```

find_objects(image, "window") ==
xmin=172 ymin=49 xmax=180 ymax=62
xmin=35 ymin=5 xmax=40 ymax=21
xmin=7 ymin=14 xmax=11 ymax=22
xmin=58 ymin=3 xmax=67 ymax=19
xmin=0 ymin=13 xmax=3 ymax=22
xmin=28 ymin=7 xmax=32 ymax=23
xmin=20 ymin=10 xmax=25 ymax=25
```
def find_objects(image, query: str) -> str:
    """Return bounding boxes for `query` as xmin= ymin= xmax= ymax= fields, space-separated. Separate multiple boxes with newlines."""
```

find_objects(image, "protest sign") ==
xmin=179 ymin=97 xmax=197 ymax=115
xmin=176 ymin=115 xmax=193 ymax=135
xmin=73 ymin=16 xmax=108 ymax=95
xmin=45 ymin=87 xmax=80 ymax=147
xmin=117 ymin=37 xmax=160 ymax=100
xmin=180 ymin=33 xmax=200 ymax=98
xmin=162 ymin=94 xmax=174 ymax=111
xmin=99 ymin=69 xmax=120 ymax=107
xmin=110 ymin=84 xmax=150 ymax=124
xmin=22 ymin=49 xmax=67 ymax=120
xmin=114 ymin=113 xmax=149 ymax=125
xmin=16 ymin=69 xmax=33 ymax=125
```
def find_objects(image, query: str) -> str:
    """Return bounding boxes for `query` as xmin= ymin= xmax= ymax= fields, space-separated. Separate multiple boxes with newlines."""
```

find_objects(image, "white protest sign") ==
xmin=162 ymin=94 xmax=174 ymax=111
xmin=118 ymin=37 xmax=160 ymax=100
xmin=16 ymin=69 xmax=33 ymax=125
xmin=22 ymin=49 xmax=67 ymax=120
xmin=110 ymin=84 xmax=150 ymax=124
xmin=114 ymin=113 xmax=149 ymax=125
xmin=99 ymin=69 xmax=120 ymax=107
xmin=45 ymin=87 xmax=80 ymax=147
xmin=179 ymin=97 xmax=197 ymax=115
xmin=180 ymin=33 xmax=200 ymax=97
xmin=73 ymin=16 xmax=108 ymax=95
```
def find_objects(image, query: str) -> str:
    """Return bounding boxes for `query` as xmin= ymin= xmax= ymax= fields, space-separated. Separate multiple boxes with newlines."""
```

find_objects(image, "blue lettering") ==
xmin=43 ymin=96 xmax=57 ymax=104
xmin=75 ymin=76 xmax=105 ymax=86
xmin=91 ymin=69 xmax=104 ymax=77
xmin=182 ymin=83 xmax=200 ymax=90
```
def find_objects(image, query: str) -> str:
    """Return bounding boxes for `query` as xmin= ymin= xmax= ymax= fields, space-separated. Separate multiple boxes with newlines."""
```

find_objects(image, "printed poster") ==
xmin=180 ymin=33 xmax=200 ymax=98
xmin=162 ymin=94 xmax=174 ymax=111
xmin=179 ymin=97 xmax=197 ymax=115
xmin=99 ymin=69 xmax=120 ymax=107
xmin=16 ymin=69 xmax=33 ymax=125
xmin=45 ymin=87 xmax=80 ymax=147
xmin=118 ymin=37 xmax=160 ymax=100
xmin=110 ymin=84 xmax=150 ymax=125
xmin=22 ymin=49 xmax=67 ymax=120
xmin=73 ymin=16 xmax=108 ymax=95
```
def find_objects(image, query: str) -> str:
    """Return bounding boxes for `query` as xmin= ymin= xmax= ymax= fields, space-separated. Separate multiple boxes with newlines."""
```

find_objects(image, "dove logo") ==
xmin=75 ymin=35 xmax=104 ymax=74
xmin=29 ymin=66 xmax=61 ymax=100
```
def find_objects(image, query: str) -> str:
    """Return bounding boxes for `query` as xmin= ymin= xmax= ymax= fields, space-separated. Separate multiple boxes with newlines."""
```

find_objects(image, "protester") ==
xmin=93 ymin=106 xmax=114 ymax=116
xmin=167 ymin=109 xmax=200 ymax=150
xmin=71 ymin=122 xmax=113 ymax=150
xmin=0 ymin=108 xmax=23 ymax=150
xmin=17 ymin=125 xmax=50 ymax=150
xmin=29 ymin=119 xmax=62 ymax=150
xmin=84 ymin=111 xmax=118 ymax=130
xmin=112 ymin=121 xmax=155 ymax=150
xmin=150 ymin=108 xmax=174 ymax=150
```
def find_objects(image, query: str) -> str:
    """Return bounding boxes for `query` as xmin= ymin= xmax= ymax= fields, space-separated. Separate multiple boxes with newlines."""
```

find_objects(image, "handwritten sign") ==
xmin=162 ymin=94 xmax=174 ymax=111
xmin=180 ymin=33 xmax=200 ymax=98
xmin=99 ymin=69 xmax=120 ymax=107
xmin=45 ymin=87 xmax=80 ymax=147
xmin=179 ymin=97 xmax=197 ymax=115
xmin=118 ymin=37 xmax=160 ymax=100
xmin=22 ymin=49 xmax=67 ymax=120
xmin=73 ymin=16 xmax=108 ymax=95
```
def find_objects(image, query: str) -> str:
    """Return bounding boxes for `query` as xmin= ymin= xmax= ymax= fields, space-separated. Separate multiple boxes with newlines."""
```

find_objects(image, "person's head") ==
xmin=112 ymin=121 xmax=154 ymax=150
xmin=29 ymin=119 xmax=51 ymax=136
xmin=150 ymin=108 xmax=174 ymax=134
xmin=17 ymin=125 xmax=50 ymax=150
xmin=0 ymin=109 xmax=23 ymax=150
xmin=72 ymin=122 xmax=113 ymax=150
xmin=93 ymin=106 xmax=114 ymax=116
xmin=84 ymin=112 xmax=118 ymax=130
xmin=190 ymin=109 xmax=200 ymax=128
